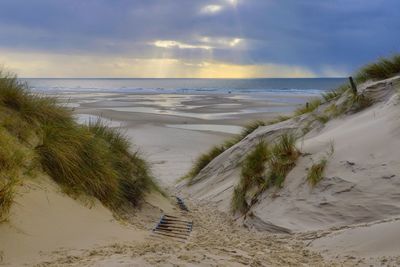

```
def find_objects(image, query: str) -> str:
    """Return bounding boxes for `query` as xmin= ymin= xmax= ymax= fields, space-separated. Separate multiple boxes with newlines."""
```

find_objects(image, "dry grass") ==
xmin=355 ymin=54 xmax=400 ymax=83
xmin=322 ymin=85 xmax=350 ymax=102
xmin=347 ymin=93 xmax=373 ymax=112
xmin=187 ymin=54 xmax=400 ymax=184
xmin=237 ymin=120 xmax=266 ymax=140
xmin=294 ymin=98 xmax=322 ymax=116
xmin=232 ymin=134 xmax=300 ymax=214
xmin=267 ymin=134 xmax=300 ymax=188
xmin=0 ymin=74 xmax=72 ymax=125
xmin=184 ymin=120 xmax=266 ymax=183
xmin=267 ymin=115 xmax=292 ymax=125
xmin=183 ymin=145 xmax=226 ymax=184
xmin=231 ymin=141 xmax=269 ymax=214
xmin=0 ymin=178 xmax=16 ymax=222
xmin=307 ymin=159 xmax=327 ymax=186
xmin=0 ymin=127 xmax=27 ymax=221
xmin=0 ymin=71 xmax=158 ymax=219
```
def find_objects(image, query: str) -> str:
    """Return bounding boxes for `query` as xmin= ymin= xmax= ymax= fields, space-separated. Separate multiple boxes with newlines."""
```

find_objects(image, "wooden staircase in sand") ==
xmin=150 ymin=197 xmax=193 ymax=242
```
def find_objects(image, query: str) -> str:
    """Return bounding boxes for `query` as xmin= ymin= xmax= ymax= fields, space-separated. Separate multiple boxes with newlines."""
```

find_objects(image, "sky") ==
xmin=0 ymin=0 xmax=399 ymax=78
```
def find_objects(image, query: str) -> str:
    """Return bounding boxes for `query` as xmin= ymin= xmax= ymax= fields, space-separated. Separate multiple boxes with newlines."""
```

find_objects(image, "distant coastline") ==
xmin=22 ymin=77 xmax=346 ymax=95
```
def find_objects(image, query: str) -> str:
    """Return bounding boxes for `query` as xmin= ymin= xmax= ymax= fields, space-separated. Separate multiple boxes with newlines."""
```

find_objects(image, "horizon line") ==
xmin=19 ymin=76 xmax=347 ymax=80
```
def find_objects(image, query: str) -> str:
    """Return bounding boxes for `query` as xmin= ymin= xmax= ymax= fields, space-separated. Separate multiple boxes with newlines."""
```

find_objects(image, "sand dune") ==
xmin=0 ymin=176 xmax=154 ymax=266
xmin=181 ymin=76 xmax=400 ymax=264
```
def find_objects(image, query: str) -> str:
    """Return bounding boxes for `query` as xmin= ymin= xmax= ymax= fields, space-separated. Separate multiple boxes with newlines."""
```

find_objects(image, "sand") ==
xmin=29 ymin=199 xmax=334 ymax=267
xmin=180 ymin=76 xmax=400 ymax=265
xmin=0 ymin=176 xmax=147 ymax=266
xmin=1 ymin=91 xmax=328 ymax=266
xmin=3 ymin=80 xmax=398 ymax=266
xmin=73 ymin=92 xmax=304 ymax=186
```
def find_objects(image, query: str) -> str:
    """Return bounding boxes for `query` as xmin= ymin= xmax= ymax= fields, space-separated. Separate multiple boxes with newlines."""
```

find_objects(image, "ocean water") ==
xmin=22 ymin=78 xmax=346 ymax=96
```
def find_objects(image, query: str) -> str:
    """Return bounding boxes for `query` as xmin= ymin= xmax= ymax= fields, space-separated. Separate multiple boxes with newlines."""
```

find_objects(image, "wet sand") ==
xmin=67 ymin=92 xmax=310 ymax=185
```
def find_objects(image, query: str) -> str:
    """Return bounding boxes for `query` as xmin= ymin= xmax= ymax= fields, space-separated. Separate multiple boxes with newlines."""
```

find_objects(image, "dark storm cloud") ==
xmin=0 ymin=0 xmax=399 ymax=75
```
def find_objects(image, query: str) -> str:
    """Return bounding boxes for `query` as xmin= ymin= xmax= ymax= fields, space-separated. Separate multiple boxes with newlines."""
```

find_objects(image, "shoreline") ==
xmin=70 ymin=92 xmax=310 ymax=186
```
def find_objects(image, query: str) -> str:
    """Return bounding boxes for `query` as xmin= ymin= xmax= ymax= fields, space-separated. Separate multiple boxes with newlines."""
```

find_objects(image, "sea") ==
xmin=22 ymin=78 xmax=346 ymax=96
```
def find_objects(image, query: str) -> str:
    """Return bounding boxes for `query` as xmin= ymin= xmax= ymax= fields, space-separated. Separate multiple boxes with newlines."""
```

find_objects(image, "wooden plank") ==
xmin=156 ymin=229 xmax=190 ymax=235
xmin=160 ymin=218 xmax=192 ymax=224
xmin=153 ymin=229 xmax=190 ymax=237
xmin=152 ymin=231 xmax=188 ymax=240
xmin=156 ymin=225 xmax=191 ymax=232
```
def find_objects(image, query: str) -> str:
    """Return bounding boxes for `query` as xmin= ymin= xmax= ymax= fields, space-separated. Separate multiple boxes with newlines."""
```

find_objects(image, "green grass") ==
xmin=294 ymin=98 xmax=322 ymax=116
xmin=184 ymin=120 xmax=266 ymax=183
xmin=0 ymin=178 xmax=16 ymax=222
xmin=240 ymin=140 xmax=269 ymax=189
xmin=231 ymin=141 xmax=269 ymax=214
xmin=322 ymin=85 xmax=350 ymax=102
xmin=231 ymin=134 xmax=300 ymax=214
xmin=0 ymin=71 xmax=158 ymax=220
xmin=183 ymin=145 xmax=226 ymax=184
xmin=187 ymin=54 xmax=399 ymax=195
xmin=236 ymin=120 xmax=266 ymax=140
xmin=0 ymin=74 xmax=72 ymax=125
xmin=347 ymin=93 xmax=373 ymax=112
xmin=314 ymin=114 xmax=330 ymax=124
xmin=267 ymin=115 xmax=292 ymax=125
xmin=355 ymin=54 xmax=400 ymax=83
xmin=307 ymin=159 xmax=327 ymax=186
xmin=324 ymin=103 xmax=342 ymax=118
xmin=231 ymin=186 xmax=248 ymax=215
xmin=0 ymin=127 xmax=27 ymax=221
xmin=267 ymin=134 xmax=300 ymax=188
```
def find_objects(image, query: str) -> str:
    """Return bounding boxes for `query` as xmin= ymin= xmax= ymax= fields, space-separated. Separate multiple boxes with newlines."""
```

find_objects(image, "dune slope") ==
xmin=182 ymin=76 xmax=400 ymax=233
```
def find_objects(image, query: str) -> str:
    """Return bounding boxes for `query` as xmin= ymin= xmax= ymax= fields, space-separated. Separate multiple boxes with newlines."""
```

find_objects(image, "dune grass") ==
xmin=355 ymin=54 xmax=400 ymax=83
xmin=267 ymin=115 xmax=292 ymax=125
xmin=236 ymin=120 xmax=266 ymax=140
xmin=0 ymin=179 xmax=16 ymax=222
xmin=307 ymin=159 xmax=327 ymax=187
xmin=347 ymin=93 xmax=372 ymax=112
xmin=255 ymin=54 xmax=400 ymax=132
xmin=0 ymin=127 xmax=27 ymax=221
xmin=184 ymin=145 xmax=226 ymax=183
xmin=322 ymin=85 xmax=350 ymax=102
xmin=267 ymin=134 xmax=300 ymax=188
xmin=231 ymin=134 xmax=300 ymax=214
xmin=294 ymin=98 xmax=322 ymax=116
xmin=231 ymin=141 xmax=269 ymax=214
xmin=187 ymin=55 xmax=400 ymax=185
xmin=0 ymin=74 xmax=72 ymax=125
xmin=184 ymin=120 xmax=266 ymax=183
xmin=0 ymin=72 xmax=158 ymax=220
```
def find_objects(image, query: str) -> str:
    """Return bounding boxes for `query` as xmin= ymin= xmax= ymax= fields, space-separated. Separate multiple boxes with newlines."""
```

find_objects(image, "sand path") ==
xmin=36 ymin=198 xmax=343 ymax=267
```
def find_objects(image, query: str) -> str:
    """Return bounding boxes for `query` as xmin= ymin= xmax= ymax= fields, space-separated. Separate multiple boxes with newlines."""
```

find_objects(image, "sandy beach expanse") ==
xmin=1 ymin=91 xmax=324 ymax=266
xmin=70 ymin=92 xmax=307 ymax=186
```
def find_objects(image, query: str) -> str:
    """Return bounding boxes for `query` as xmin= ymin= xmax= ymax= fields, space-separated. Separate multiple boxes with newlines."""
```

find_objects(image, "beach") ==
xmin=0 ymin=87 xmax=322 ymax=266
xmin=1 ymin=0 xmax=399 ymax=265
xmin=67 ymin=91 xmax=309 ymax=186
xmin=2 ymin=75 xmax=399 ymax=266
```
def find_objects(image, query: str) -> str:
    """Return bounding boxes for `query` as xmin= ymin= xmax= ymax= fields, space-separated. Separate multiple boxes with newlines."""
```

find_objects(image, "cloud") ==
xmin=0 ymin=0 xmax=398 ymax=77
xmin=153 ymin=40 xmax=212 ymax=50
xmin=200 ymin=37 xmax=243 ymax=48
xmin=200 ymin=5 xmax=223 ymax=15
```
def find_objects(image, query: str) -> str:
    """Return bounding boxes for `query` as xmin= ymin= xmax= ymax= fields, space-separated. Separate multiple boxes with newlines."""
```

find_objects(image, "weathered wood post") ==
xmin=349 ymin=76 xmax=357 ymax=95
